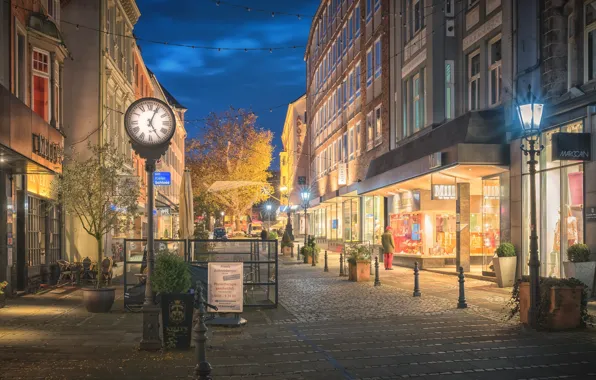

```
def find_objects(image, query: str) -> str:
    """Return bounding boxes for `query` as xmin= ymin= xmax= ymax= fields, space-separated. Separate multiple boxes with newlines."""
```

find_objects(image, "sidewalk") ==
xmin=2 ymin=259 xmax=596 ymax=379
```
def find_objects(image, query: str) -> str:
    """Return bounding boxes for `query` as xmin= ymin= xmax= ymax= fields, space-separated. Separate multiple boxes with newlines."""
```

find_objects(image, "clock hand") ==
xmin=148 ymin=108 xmax=159 ymax=128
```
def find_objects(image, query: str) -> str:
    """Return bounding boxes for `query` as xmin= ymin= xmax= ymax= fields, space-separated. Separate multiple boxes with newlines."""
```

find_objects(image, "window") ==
xmin=367 ymin=111 xmax=373 ymax=150
xmin=413 ymin=73 xmax=423 ymax=132
xmin=403 ymin=80 xmax=409 ymax=139
xmin=445 ymin=60 xmax=455 ymax=119
xmin=366 ymin=49 xmax=373 ymax=86
xmin=366 ymin=0 xmax=373 ymax=22
xmin=468 ymin=0 xmax=479 ymax=8
xmin=375 ymin=0 xmax=381 ymax=12
xmin=343 ymin=26 xmax=348 ymax=55
xmin=46 ymin=0 xmax=59 ymax=21
xmin=349 ymin=70 xmax=354 ymax=101
xmin=349 ymin=14 xmax=354 ymax=46
xmin=32 ymin=49 xmax=50 ymax=122
xmin=445 ymin=0 xmax=454 ymax=17
xmin=14 ymin=27 xmax=27 ymax=102
xmin=488 ymin=38 xmax=502 ymax=106
xmin=375 ymin=106 xmax=382 ymax=143
xmin=468 ymin=51 xmax=480 ymax=111
xmin=585 ymin=2 xmax=596 ymax=82
xmin=337 ymin=136 xmax=342 ymax=163
xmin=413 ymin=0 xmax=423 ymax=34
xmin=343 ymin=132 xmax=348 ymax=162
xmin=354 ymin=7 xmax=361 ymax=37
xmin=349 ymin=126 xmax=354 ymax=159
xmin=355 ymin=63 xmax=361 ymax=96
xmin=374 ymin=38 xmax=382 ymax=78
xmin=355 ymin=122 xmax=361 ymax=155
xmin=343 ymin=79 xmax=347 ymax=108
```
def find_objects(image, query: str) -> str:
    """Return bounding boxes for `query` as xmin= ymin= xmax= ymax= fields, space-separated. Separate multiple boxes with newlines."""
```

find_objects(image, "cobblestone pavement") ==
xmin=2 ymin=259 xmax=596 ymax=379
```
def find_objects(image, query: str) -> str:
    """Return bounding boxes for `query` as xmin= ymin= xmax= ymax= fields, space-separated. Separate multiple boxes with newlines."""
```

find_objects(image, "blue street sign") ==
xmin=154 ymin=172 xmax=171 ymax=186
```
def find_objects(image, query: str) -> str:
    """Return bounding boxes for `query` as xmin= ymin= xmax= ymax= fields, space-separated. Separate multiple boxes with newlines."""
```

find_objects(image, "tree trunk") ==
xmin=235 ymin=216 xmax=241 ymax=232
xmin=96 ymin=236 xmax=103 ymax=288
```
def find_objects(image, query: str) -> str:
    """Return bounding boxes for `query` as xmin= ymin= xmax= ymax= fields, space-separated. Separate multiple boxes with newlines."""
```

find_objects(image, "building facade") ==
xmin=1 ymin=0 xmax=67 ymax=292
xmin=305 ymin=0 xmax=390 ymax=247
xmin=280 ymin=94 xmax=308 ymax=235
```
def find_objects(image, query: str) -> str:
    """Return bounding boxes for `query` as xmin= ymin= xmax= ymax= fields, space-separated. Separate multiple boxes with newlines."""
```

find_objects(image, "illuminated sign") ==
xmin=552 ymin=132 xmax=591 ymax=161
xmin=432 ymin=184 xmax=457 ymax=200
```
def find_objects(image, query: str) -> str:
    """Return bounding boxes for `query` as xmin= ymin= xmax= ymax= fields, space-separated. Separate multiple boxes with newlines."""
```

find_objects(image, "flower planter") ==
xmin=519 ymin=282 xmax=583 ymax=330
xmin=348 ymin=261 xmax=371 ymax=282
xmin=304 ymin=255 xmax=313 ymax=264
xmin=282 ymin=246 xmax=292 ymax=256
xmin=82 ymin=287 xmax=116 ymax=313
xmin=563 ymin=261 xmax=596 ymax=293
xmin=493 ymin=256 xmax=517 ymax=288
xmin=161 ymin=293 xmax=194 ymax=350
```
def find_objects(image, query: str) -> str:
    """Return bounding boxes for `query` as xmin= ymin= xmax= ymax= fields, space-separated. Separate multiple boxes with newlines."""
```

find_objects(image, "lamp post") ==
xmin=220 ymin=211 xmax=224 ymax=227
xmin=517 ymin=85 xmax=545 ymax=329
xmin=266 ymin=203 xmax=272 ymax=232
xmin=300 ymin=190 xmax=311 ymax=247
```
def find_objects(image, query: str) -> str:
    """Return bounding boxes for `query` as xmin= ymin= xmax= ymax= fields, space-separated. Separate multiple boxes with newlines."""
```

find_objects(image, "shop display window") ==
xmin=363 ymin=195 xmax=385 ymax=244
xmin=433 ymin=213 xmax=456 ymax=255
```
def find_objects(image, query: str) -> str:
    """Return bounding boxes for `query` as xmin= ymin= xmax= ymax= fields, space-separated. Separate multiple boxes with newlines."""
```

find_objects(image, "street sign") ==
xmin=154 ymin=172 xmax=171 ymax=186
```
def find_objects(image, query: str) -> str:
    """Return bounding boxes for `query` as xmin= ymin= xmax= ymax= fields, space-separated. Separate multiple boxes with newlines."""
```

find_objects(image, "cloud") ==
xmin=141 ymin=42 xmax=206 ymax=75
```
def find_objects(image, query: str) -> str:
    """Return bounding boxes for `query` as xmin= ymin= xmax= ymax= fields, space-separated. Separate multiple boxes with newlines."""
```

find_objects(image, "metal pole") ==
xmin=374 ymin=255 xmax=381 ymax=287
xmin=457 ymin=266 xmax=467 ymax=309
xmin=140 ymin=159 xmax=161 ymax=351
xmin=297 ymin=243 xmax=301 ymax=262
xmin=304 ymin=207 xmax=308 ymax=248
xmin=290 ymin=245 xmax=294 ymax=258
xmin=413 ymin=262 xmax=421 ymax=297
xmin=339 ymin=250 xmax=345 ymax=277
xmin=194 ymin=281 xmax=212 ymax=380
xmin=312 ymin=247 xmax=316 ymax=267
xmin=324 ymin=250 xmax=329 ymax=272
xmin=527 ymin=138 xmax=541 ymax=328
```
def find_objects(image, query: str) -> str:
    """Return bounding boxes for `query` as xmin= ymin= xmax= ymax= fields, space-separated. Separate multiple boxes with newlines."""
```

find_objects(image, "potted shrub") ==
xmin=281 ymin=231 xmax=294 ymax=256
xmin=301 ymin=246 xmax=315 ymax=264
xmin=268 ymin=231 xmax=278 ymax=241
xmin=52 ymin=144 xmax=140 ymax=313
xmin=153 ymin=249 xmax=193 ymax=350
xmin=346 ymin=244 xmax=371 ymax=282
xmin=493 ymin=242 xmax=517 ymax=288
xmin=0 ymin=281 xmax=7 ymax=309
xmin=509 ymin=276 xmax=588 ymax=330
xmin=563 ymin=244 xmax=596 ymax=293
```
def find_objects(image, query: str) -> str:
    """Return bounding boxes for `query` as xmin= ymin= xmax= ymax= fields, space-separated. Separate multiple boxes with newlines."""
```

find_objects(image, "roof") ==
xmin=159 ymin=82 xmax=187 ymax=110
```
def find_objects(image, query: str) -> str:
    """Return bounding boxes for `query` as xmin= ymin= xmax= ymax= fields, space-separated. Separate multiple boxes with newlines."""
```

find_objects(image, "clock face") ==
xmin=124 ymin=98 xmax=176 ymax=147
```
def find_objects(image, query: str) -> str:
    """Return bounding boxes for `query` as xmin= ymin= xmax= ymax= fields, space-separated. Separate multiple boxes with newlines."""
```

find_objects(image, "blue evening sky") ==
xmin=135 ymin=0 xmax=320 ymax=169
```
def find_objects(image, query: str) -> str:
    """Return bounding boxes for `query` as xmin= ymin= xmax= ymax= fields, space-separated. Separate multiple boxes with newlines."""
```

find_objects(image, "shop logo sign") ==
xmin=338 ymin=163 xmax=347 ymax=185
xmin=432 ymin=184 xmax=457 ymax=200
xmin=552 ymin=132 xmax=591 ymax=161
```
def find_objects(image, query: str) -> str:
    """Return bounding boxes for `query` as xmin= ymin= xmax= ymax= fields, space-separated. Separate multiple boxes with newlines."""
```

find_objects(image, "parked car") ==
xmin=213 ymin=227 xmax=228 ymax=240
xmin=250 ymin=225 xmax=263 ymax=238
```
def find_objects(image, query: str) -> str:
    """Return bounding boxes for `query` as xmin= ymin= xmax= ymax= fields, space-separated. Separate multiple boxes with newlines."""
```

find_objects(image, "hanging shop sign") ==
xmin=154 ymin=172 xmax=171 ymax=186
xmin=338 ymin=163 xmax=347 ymax=185
xmin=208 ymin=262 xmax=244 ymax=313
xmin=432 ymin=184 xmax=457 ymax=200
xmin=551 ymin=132 xmax=591 ymax=161
xmin=429 ymin=152 xmax=443 ymax=169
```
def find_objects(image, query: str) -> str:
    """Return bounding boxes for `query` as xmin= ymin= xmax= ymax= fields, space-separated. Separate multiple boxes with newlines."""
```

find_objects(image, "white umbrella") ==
xmin=179 ymin=170 xmax=194 ymax=257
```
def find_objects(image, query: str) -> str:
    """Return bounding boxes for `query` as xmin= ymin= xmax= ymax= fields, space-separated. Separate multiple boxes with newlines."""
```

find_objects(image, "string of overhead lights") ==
xmin=6 ymin=0 xmax=305 ymax=52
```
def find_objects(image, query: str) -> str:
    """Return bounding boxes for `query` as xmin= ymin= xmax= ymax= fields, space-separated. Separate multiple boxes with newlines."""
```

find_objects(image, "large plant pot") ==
xmin=519 ymin=282 xmax=582 ymax=330
xmin=82 ymin=287 xmax=115 ymax=313
xmin=304 ymin=255 xmax=313 ymax=264
xmin=493 ymin=256 xmax=517 ymax=288
xmin=282 ymin=246 xmax=292 ymax=256
xmin=0 ymin=293 xmax=6 ymax=309
xmin=348 ymin=261 xmax=370 ymax=282
xmin=161 ymin=293 xmax=194 ymax=350
xmin=563 ymin=261 xmax=596 ymax=292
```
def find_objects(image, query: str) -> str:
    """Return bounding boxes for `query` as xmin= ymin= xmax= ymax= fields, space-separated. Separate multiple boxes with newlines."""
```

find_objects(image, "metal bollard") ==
xmin=374 ymin=255 xmax=381 ymax=287
xmin=324 ymin=250 xmax=329 ymax=272
xmin=457 ymin=266 xmax=468 ymax=309
xmin=193 ymin=281 xmax=213 ymax=380
xmin=312 ymin=249 xmax=316 ymax=267
xmin=291 ymin=245 xmax=294 ymax=258
xmin=413 ymin=262 xmax=421 ymax=297
xmin=339 ymin=251 xmax=345 ymax=277
xmin=297 ymin=244 xmax=301 ymax=262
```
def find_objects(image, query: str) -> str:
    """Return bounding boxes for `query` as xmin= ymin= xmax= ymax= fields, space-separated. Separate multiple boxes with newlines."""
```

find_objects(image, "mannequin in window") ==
xmin=566 ymin=205 xmax=578 ymax=246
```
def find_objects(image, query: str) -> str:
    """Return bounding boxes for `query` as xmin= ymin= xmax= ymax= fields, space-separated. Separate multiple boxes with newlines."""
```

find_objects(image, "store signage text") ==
xmin=551 ymin=132 xmax=592 ymax=161
xmin=32 ymin=134 xmax=62 ymax=164
xmin=338 ymin=163 xmax=347 ymax=185
xmin=154 ymin=172 xmax=171 ymax=186
xmin=432 ymin=184 xmax=457 ymax=200
xmin=587 ymin=207 xmax=596 ymax=223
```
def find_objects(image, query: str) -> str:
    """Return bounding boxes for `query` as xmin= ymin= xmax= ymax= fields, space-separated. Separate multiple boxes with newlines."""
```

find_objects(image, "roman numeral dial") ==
xmin=124 ymin=98 xmax=176 ymax=147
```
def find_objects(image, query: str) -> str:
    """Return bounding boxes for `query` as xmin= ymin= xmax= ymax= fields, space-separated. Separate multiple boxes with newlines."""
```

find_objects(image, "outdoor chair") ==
xmin=101 ymin=257 xmax=113 ymax=286
xmin=57 ymin=260 xmax=74 ymax=285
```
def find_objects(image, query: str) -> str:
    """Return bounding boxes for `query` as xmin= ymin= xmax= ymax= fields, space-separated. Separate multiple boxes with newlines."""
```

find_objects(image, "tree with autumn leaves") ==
xmin=187 ymin=108 xmax=274 ymax=232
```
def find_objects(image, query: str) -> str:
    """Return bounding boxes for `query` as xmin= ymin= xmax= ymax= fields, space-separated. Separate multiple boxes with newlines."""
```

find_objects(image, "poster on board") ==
xmin=208 ymin=262 xmax=244 ymax=313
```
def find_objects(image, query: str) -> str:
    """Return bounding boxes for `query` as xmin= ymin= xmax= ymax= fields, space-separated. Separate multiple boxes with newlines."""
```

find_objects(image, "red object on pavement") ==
xmin=384 ymin=253 xmax=393 ymax=269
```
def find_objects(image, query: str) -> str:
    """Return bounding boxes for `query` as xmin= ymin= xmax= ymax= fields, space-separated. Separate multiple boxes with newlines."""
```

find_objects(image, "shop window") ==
xmin=27 ymin=196 xmax=46 ymax=268
xmin=32 ymin=49 xmax=50 ymax=122
xmin=364 ymin=196 xmax=385 ymax=245
xmin=445 ymin=60 xmax=455 ymax=119
xmin=488 ymin=37 xmax=502 ymax=106
xmin=468 ymin=51 xmax=480 ymax=110
xmin=585 ymin=1 xmax=596 ymax=82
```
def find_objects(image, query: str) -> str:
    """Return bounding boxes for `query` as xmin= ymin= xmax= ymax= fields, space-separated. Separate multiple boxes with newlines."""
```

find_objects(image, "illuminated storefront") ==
xmin=521 ymin=121 xmax=586 ymax=277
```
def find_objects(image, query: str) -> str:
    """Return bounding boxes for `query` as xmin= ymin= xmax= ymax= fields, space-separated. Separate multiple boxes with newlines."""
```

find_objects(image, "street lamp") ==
xmin=517 ymin=85 xmax=544 ymax=329
xmin=300 ymin=190 xmax=311 ymax=247
xmin=266 ymin=203 xmax=272 ymax=231
xmin=220 ymin=211 xmax=224 ymax=227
